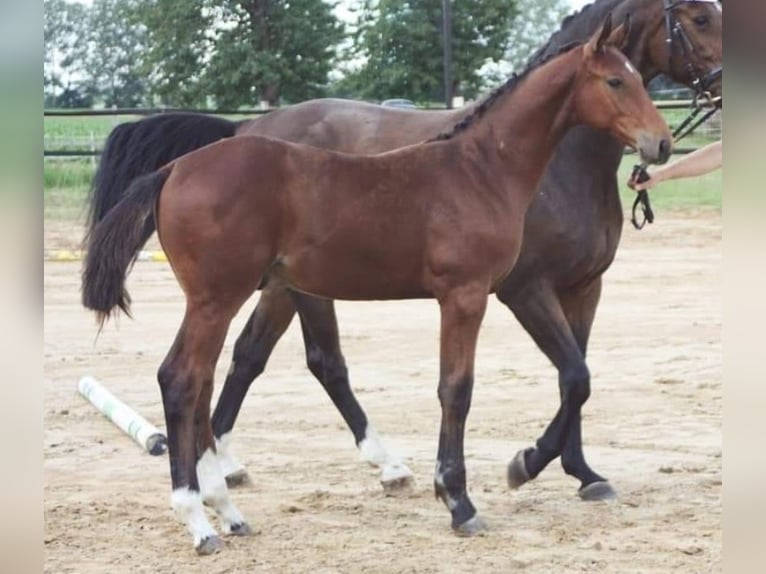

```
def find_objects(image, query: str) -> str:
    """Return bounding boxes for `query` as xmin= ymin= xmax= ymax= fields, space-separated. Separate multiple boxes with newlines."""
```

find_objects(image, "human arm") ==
xmin=629 ymin=139 xmax=722 ymax=191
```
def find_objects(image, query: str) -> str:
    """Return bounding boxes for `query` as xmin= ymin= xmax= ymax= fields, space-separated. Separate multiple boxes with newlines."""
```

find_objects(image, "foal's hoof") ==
xmin=454 ymin=515 xmax=488 ymax=537
xmin=227 ymin=522 xmax=254 ymax=537
xmin=225 ymin=469 xmax=252 ymax=489
xmin=195 ymin=535 xmax=224 ymax=556
xmin=578 ymin=481 xmax=617 ymax=502
xmin=381 ymin=463 xmax=415 ymax=493
xmin=507 ymin=449 xmax=531 ymax=490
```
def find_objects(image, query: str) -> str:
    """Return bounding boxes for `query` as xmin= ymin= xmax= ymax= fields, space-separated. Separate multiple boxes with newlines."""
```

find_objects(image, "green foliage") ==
xmin=344 ymin=0 xmax=518 ymax=102
xmin=504 ymin=0 xmax=570 ymax=71
xmin=44 ymin=0 xmax=90 ymax=103
xmin=135 ymin=0 xmax=345 ymax=107
xmin=205 ymin=0 xmax=345 ymax=107
xmin=135 ymin=0 xmax=213 ymax=107
xmin=480 ymin=0 xmax=570 ymax=86
xmin=86 ymin=0 xmax=149 ymax=107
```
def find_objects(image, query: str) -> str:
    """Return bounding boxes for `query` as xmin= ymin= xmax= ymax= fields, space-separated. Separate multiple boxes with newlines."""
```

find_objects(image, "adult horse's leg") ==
xmin=289 ymin=291 xmax=414 ymax=489
xmin=211 ymin=285 xmax=297 ymax=487
xmin=498 ymin=280 xmax=615 ymax=500
xmin=434 ymin=284 xmax=488 ymax=535
xmin=158 ymin=305 xmax=251 ymax=555
xmin=558 ymin=278 xmax=615 ymax=500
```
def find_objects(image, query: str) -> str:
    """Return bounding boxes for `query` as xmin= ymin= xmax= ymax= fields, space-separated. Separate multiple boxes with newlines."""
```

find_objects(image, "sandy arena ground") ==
xmin=44 ymin=213 xmax=721 ymax=573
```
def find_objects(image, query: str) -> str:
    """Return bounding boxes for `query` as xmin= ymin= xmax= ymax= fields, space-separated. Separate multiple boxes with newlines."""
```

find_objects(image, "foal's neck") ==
xmin=458 ymin=47 xmax=583 ymax=201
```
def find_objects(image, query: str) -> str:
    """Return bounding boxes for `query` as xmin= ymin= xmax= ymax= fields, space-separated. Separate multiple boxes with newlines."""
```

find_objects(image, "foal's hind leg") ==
xmin=159 ymin=306 xmax=249 ymax=555
xmin=290 ymin=291 xmax=414 ymax=490
xmin=498 ymin=281 xmax=613 ymax=499
xmin=210 ymin=285 xmax=297 ymax=487
xmin=195 ymin=373 xmax=252 ymax=537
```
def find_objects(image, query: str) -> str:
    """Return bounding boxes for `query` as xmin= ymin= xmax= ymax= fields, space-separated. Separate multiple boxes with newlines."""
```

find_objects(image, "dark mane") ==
xmin=429 ymin=42 xmax=579 ymax=142
xmin=526 ymin=0 xmax=625 ymax=64
xmin=430 ymin=0 xmax=627 ymax=142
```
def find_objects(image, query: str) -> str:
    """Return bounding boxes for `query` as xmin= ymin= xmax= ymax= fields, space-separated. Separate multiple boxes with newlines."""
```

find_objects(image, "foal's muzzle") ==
xmin=637 ymin=133 xmax=673 ymax=165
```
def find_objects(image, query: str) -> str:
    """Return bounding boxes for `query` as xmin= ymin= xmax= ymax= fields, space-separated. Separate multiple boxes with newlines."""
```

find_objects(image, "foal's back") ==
xmin=158 ymin=134 xmax=515 ymax=301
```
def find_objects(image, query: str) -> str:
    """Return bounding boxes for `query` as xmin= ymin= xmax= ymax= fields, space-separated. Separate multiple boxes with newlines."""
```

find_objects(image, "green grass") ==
xmin=44 ymin=160 xmax=93 ymax=222
xmin=44 ymin=114 xmax=142 ymax=151
xmin=617 ymin=154 xmax=721 ymax=212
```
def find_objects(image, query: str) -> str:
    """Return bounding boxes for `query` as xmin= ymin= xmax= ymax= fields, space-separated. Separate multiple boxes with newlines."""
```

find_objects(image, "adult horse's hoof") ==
xmin=454 ymin=515 xmax=488 ymax=537
xmin=578 ymin=481 xmax=617 ymax=501
xmin=381 ymin=463 xmax=415 ymax=493
xmin=195 ymin=535 xmax=224 ymax=556
xmin=225 ymin=469 xmax=252 ymax=489
xmin=227 ymin=521 xmax=254 ymax=536
xmin=507 ymin=449 xmax=531 ymax=489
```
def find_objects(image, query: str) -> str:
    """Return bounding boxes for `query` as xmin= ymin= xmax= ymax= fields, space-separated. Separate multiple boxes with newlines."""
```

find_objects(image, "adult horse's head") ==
xmin=643 ymin=0 xmax=723 ymax=97
xmin=574 ymin=14 xmax=673 ymax=164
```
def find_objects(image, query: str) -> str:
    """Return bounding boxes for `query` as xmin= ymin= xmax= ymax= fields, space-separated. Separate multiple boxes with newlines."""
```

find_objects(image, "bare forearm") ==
xmin=652 ymin=140 xmax=722 ymax=184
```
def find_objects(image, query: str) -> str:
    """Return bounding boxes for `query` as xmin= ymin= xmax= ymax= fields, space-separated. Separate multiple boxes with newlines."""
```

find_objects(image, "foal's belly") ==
xmin=271 ymin=248 xmax=433 ymax=301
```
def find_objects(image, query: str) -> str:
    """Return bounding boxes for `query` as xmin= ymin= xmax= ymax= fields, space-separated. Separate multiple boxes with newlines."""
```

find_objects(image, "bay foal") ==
xmin=83 ymin=18 xmax=671 ymax=554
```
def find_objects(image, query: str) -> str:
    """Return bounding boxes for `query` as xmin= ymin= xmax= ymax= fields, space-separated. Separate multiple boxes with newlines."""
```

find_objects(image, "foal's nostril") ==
xmin=659 ymin=139 xmax=671 ymax=163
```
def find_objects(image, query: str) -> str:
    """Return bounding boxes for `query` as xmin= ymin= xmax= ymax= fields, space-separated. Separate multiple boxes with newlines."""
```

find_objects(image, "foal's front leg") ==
xmin=434 ymin=284 xmax=488 ymax=535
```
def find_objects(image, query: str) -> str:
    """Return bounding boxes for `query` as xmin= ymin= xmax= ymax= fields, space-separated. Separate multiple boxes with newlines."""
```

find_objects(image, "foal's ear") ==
xmin=584 ymin=12 xmax=613 ymax=58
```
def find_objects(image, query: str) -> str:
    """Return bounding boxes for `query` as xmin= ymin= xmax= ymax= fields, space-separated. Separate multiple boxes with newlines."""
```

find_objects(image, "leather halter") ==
xmin=630 ymin=0 xmax=722 ymax=230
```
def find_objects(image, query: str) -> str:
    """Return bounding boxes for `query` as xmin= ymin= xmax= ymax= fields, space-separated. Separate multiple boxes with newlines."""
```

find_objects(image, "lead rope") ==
xmin=630 ymin=95 xmax=721 ymax=230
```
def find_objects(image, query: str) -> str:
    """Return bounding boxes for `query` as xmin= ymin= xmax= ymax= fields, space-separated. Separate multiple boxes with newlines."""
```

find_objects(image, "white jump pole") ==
xmin=77 ymin=376 xmax=167 ymax=456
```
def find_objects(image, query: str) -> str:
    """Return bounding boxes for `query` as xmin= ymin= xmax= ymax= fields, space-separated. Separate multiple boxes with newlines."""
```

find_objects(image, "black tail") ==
xmin=84 ymin=113 xmax=240 ymax=248
xmin=82 ymin=167 xmax=172 ymax=329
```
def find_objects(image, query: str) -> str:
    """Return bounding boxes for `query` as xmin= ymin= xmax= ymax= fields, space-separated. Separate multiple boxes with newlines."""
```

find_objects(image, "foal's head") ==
xmin=573 ymin=14 xmax=673 ymax=164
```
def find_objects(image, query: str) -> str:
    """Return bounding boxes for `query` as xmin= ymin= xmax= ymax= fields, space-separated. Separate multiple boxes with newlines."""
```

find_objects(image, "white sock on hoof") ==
xmin=215 ymin=433 xmax=246 ymax=478
xmin=358 ymin=424 xmax=393 ymax=466
xmin=197 ymin=448 xmax=247 ymax=532
xmin=358 ymin=424 xmax=413 ymax=483
xmin=171 ymin=487 xmax=217 ymax=547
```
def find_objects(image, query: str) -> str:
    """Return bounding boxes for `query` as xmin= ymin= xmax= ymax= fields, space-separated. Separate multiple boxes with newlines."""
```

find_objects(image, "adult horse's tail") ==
xmin=84 ymin=113 xmax=240 ymax=247
xmin=82 ymin=167 xmax=171 ymax=328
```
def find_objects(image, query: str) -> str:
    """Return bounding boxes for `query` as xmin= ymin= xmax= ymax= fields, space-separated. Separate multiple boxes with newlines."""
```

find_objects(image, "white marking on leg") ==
xmin=197 ymin=448 xmax=247 ymax=533
xmin=171 ymin=487 xmax=217 ymax=548
xmin=215 ymin=432 xmax=247 ymax=479
xmin=435 ymin=461 xmax=458 ymax=510
xmin=358 ymin=424 xmax=414 ymax=485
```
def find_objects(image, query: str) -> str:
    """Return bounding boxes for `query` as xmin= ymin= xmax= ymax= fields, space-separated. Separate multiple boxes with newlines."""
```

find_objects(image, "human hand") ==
xmin=628 ymin=171 xmax=659 ymax=191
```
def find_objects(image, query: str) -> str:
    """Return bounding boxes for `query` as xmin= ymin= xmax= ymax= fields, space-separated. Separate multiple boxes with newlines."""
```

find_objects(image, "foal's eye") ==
xmin=606 ymin=77 xmax=623 ymax=89
xmin=693 ymin=15 xmax=709 ymax=27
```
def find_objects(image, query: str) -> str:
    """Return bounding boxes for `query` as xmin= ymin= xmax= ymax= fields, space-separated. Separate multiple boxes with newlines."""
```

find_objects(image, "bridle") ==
xmin=631 ymin=0 xmax=722 ymax=230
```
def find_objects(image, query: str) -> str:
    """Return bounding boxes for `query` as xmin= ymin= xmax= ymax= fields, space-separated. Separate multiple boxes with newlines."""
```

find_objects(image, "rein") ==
xmin=630 ymin=0 xmax=721 ymax=230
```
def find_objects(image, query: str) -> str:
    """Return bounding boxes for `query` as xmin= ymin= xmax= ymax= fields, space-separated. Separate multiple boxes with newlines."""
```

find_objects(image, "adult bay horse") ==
xmin=83 ymin=0 xmax=722 ymax=497
xmin=82 ymin=19 xmax=673 ymax=553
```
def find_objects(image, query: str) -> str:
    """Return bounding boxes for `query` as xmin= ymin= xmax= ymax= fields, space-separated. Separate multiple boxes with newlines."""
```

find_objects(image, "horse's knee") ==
xmin=561 ymin=362 xmax=590 ymax=407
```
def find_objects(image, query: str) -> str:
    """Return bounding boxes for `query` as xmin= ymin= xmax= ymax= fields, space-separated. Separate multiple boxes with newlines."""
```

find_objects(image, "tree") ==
xmin=85 ymin=0 xmax=149 ymax=108
xmin=204 ymin=0 xmax=346 ymax=107
xmin=136 ymin=0 xmax=214 ymax=106
xmin=344 ymin=0 xmax=518 ymax=103
xmin=44 ymin=0 xmax=89 ymax=105
xmin=481 ymin=0 xmax=570 ymax=86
